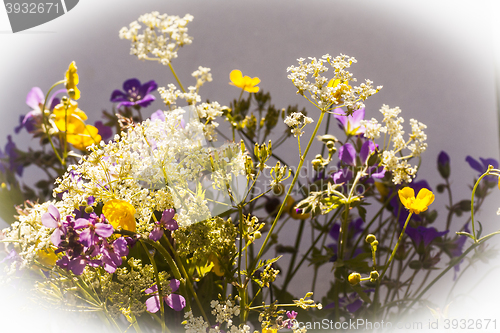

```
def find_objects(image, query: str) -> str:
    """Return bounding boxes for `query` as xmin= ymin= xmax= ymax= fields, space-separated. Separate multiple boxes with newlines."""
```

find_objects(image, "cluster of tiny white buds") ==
xmin=362 ymin=105 xmax=427 ymax=184
xmin=158 ymin=84 xmax=180 ymax=106
xmin=119 ymin=12 xmax=194 ymax=65
xmin=284 ymin=112 xmax=314 ymax=137
xmin=192 ymin=66 xmax=213 ymax=89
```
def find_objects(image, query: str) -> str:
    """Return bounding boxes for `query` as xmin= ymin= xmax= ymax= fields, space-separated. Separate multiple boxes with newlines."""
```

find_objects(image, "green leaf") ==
xmin=351 ymin=284 xmax=372 ymax=304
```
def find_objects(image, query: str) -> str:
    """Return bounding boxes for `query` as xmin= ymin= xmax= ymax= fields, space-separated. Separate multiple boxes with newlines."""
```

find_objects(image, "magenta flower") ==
xmin=42 ymin=205 xmax=66 ymax=246
xmin=74 ymin=213 xmax=114 ymax=248
xmin=15 ymin=87 xmax=62 ymax=134
xmin=145 ymin=279 xmax=186 ymax=313
xmin=111 ymin=78 xmax=158 ymax=109
xmin=334 ymin=107 xmax=365 ymax=136
xmin=149 ymin=209 xmax=178 ymax=241
xmin=101 ymin=238 xmax=129 ymax=273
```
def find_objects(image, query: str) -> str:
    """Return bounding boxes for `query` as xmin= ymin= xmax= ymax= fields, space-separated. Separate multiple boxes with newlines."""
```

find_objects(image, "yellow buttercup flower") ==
xmin=35 ymin=247 xmax=58 ymax=270
xmin=65 ymin=61 xmax=81 ymax=100
xmin=262 ymin=328 xmax=277 ymax=333
xmin=229 ymin=70 xmax=260 ymax=93
xmin=53 ymin=100 xmax=87 ymax=134
xmin=67 ymin=124 xmax=102 ymax=151
xmin=208 ymin=253 xmax=224 ymax=277
xmin=398 ymin=187 xmax=434 ymax=215
xmin=327 ymin=78 xmax=351 ymax=102
xmin=102 ymin=199 xmax=137 ymax=232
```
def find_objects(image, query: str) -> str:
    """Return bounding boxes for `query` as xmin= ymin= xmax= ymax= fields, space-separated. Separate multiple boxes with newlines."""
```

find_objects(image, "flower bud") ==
xmin=369 ymin=271 xmax=379 ymax=282
xmin=85 ymin=206 xmax=93 ymax=214
xmin=437 ymin=151 xmax=450 ymax=179
xmin=254 ymin=231 xmax=262 ymax=239
xmin=348 ymin=272 xmax=361 ymax=285
xmin=272 ymin=183 xmax=285 ymax=196
xmin=365 ymin=234 xmax=376 ymax=244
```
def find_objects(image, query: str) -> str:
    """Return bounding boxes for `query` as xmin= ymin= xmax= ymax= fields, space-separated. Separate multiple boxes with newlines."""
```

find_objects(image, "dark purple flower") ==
xmin=450 ymin=224 xmax=470 ymax=279
xmin=466 ymin=155 xmax=498 ymax=182
xmin=0 ymin=136 xmax=23 ymax=176
xmin=333 ymin=107 xmax=365 ymax=136
xmin=437 ymin=151 xmax=450 ymax=180
xmin=329 ymin=218 xmax=364 ymax=241
xmin=111 ymin=78 xmax=158 ymax=109
xmin=102 ymin=238 xmax=129 ymax=273
xmin=331 ymin=168 xmax=353 ymax=184
xmin=406 ymin=226 xmax=448 ymax=248
xmin=338 ymin=143 xmax=356 ymax=166
xmin=145 ymin=279 xmax=186 ymax=313
xmin=57 ymin=255 xmax=100 ymax=275
xmin=94 ymin=121 xmax=113 ymax=141
xmin=324 ymin=292 xmax=367 ymax=313
xmin=369 ymin=166 xmax=386 ymax=179
xmin=74 ymin=213 xmax=114 ymax=248
xmin=149 ymin=209 xmax=178 ymax=241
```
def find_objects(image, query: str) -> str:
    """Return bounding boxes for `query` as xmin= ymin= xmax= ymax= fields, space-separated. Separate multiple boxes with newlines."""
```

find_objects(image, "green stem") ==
xmin=380 ymin=212 xmax=413 ymax=280
xmin=161 ymin=235 xmax=210 ymax=323
xmin=41 ymin=80 xmax=65 ymax=166
xmin=251 ymin=110 xmax=327 ymax=273
xmin=168 ymin=63 xmax=186 ymax=93
xmin=140 ymin=240 xmax=166 ymax=333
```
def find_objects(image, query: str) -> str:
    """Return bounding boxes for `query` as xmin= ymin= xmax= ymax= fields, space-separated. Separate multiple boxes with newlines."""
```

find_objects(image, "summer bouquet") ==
xmin=1 ymin=11 xmax=499 ymax=333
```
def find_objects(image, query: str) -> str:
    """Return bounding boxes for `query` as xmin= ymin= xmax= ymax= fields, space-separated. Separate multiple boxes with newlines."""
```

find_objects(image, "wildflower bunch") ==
xmin=287 ymin=54 xmax=382 ymax=113
xmin=119 ymin=11 xmax=194 ymax=65
xmin=361 ymin=104 xmax=428 ymax=184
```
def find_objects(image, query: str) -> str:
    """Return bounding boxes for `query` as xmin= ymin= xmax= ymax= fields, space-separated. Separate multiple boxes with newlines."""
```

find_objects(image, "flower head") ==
xmin=398 ymin=187 xmax=435 ymax=215
xmin=334 ymin=107 xmax=365 ymax=136
xmin=65 ymin=61 xmax=80 ymax=100
xmin=229 ymin=70 xmax=260 ymax=93
xmin=111 ymin=78 xmax=158 ymax=109
xmin=466 ymin=155 xmax=498 ymax=183
xmin=102 ymin=199 xmax=137 ymax=232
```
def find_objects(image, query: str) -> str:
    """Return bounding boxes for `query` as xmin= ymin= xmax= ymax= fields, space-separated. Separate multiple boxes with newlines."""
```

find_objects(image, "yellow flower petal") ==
xmin=53 ymin=100 xmax=88 ymax=133
xmin=65 ymin=61 xmax=80 ymax=100
xmin=67 ymin=125 xmax=102 ymax=151
xmin=103 ymin=199 xmax=137 ymax=232
xmin=398 ymin=187 xmax=434 ymax=215
xmin=229 ymin=69 xmax=260 ymax=92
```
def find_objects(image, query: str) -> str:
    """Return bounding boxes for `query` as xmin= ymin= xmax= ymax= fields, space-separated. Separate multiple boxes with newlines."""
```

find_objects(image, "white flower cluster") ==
xmin=192 ymin=66 xmax=213 ymax=89
xmin=286 ymin=54 xmax=382 ymax=111
xmin=119 ymin=11 xmax=194 ymax=65
xmin=53 ymin=107 xmax=246 ymax=230
xmin=361 ymin=105 xmax=428 ymax=184
xmin=184 ymin=297 xmax=251 ymax=333
xmin=284 ymin=111 xmax=314 ymax=137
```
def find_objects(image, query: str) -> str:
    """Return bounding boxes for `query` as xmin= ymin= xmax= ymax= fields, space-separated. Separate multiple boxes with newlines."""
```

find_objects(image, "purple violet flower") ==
xmin=15 ymin=87 xmax=63 ymax=134
xmin=145 ymin=279 xmax=186 ymax=313
xmin=150 ymin=109 xmax=166 ymax=122
xmin=466 ymin=155 xmax=499 ymax=183
xmin=437 ymin=151 xmax=450 ymax=179
xmin=333 ymin=107 xmax=365 ymax=136
xmin=360 ymin=140 xmax=377 ymax=165
xmin=111 ymin=78 xmax=158 ymax=109
xmin=149 ymin=209 xmax=178 ymax=241
xmin=42 ymin=205 xmax=67 ymax=247
xmin=0 ymin=136 xmax=23 ymax=176
xmin=94 ymin=121 xmax=113 ymax=141
xmin=101 ymin=238 xmax=129 ymax=273
xmin=338 ymin=143 xmax=356 ymax=166
xmin=74 ymin=213 xmax=114 ymax=248
xmin=406 ymin=226 xmax=448 ymax=248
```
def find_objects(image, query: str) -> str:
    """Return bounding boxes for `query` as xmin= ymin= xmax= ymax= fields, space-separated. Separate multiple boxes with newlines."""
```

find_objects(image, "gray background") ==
xmin=1 ymin=0 xmax=500 ymax=331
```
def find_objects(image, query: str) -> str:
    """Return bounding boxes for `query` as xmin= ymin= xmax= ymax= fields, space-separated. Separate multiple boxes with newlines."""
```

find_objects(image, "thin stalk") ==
xmin=380 ymin=212 xmax=413 ymax=280
xmin=251 ymin=110 xmax=327 ymax=273
xmin=168 ymin=63 xmax=186 ymax=93
xmin=140 ymin=240 xmax=166 ymax=333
